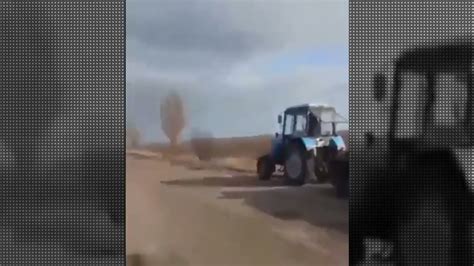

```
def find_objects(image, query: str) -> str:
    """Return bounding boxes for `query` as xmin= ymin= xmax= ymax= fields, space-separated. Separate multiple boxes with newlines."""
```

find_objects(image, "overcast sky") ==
xmin=127 ymin=0 xmax=349 ymax=142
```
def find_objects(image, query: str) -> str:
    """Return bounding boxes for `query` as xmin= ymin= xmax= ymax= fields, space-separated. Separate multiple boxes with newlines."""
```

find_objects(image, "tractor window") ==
xmin=432 ymin=73 xmax=468 ymax=127
xmin=320 ymin=122 xmax=333 ymax=136
xmin=395 ymin=72 xmax=428 ymax=139
xmin=284 ymin=114 xmax=295 ymax=135
xmin=308 ymin=113 xmax=321 ymax=137
xmin=294 ymin=114 xmax=307 ymax=136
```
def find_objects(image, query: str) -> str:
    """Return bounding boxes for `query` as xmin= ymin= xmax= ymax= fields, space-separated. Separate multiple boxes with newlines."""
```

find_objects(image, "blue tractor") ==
xmin=257 ymin=104 xmax=349 ymax=195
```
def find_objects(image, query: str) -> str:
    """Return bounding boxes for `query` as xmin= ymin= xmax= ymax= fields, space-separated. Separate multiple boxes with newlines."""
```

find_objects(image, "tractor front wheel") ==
xmin=257 ymin=155 xmax=275 ymax=180
xmin=284 ymin=144 xmax=309 ymax=186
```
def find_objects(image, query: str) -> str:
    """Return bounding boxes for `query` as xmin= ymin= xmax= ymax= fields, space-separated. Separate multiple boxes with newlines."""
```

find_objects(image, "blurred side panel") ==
xmin=350 ymin=1 xmax=472 ymax=265
xmin=0 ymin=1 xmax=124 ymax=264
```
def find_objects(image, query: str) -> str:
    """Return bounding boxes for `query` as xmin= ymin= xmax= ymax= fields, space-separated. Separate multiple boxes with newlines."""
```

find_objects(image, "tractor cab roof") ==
xmin=284 ymin=103 xmax=348 ymax=123
xmin=395 ymin=40 xmax=473 ymax=74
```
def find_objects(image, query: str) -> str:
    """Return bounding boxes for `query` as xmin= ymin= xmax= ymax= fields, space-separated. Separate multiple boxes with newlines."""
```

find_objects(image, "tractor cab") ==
xmin=273 ymin=104 xmax=347 ymax=161
xmin=278 ymin=104 xmax=347 ymax=139
xmin=371 ymin=41 xmax=473 ymax=154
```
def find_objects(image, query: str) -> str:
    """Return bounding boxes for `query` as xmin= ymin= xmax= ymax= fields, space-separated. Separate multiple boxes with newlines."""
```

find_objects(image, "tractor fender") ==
xmin=289 ymin=138 xmax=317 ymax=159
xmin=300 ymin=137 xmax=318 ymax=151
xmin=329 ymin=136 xmax=347 ymax=151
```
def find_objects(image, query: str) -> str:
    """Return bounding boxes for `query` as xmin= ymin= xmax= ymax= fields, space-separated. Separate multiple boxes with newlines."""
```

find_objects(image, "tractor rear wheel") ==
xmin=257 ymin=155 xmax=275 ymax=180
xmin=284 ymin=143 xmax=309 ymax=186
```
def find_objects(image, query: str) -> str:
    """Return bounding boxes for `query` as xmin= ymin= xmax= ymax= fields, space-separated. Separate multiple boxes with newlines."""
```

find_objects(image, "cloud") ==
xmin=127 ymin=0 xmax=349 ymax=142
xmin=127 ymin=0 xmax=348 ymax=76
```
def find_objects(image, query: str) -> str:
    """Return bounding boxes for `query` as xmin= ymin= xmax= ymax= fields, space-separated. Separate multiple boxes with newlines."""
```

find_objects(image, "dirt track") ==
xmin=126 ymin=152 xmax=348 ymax=266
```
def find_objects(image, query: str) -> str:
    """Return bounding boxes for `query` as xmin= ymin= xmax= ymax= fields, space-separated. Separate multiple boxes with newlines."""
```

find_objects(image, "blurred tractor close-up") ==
xmin=351 ymin=40 xmax=473 ymax=265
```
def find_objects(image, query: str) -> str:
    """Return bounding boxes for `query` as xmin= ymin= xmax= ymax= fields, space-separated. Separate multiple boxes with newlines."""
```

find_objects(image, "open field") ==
xmin=142 ymin=135 xmax=273 ymax=160
xmin=126 ymin=134 xmax=349 ymax=266
xmin=139 ymin=129 xmax=349 ymax=168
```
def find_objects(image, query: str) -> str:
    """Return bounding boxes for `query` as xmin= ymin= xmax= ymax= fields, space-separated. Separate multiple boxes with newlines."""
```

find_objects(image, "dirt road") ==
xmin=126 ymin=153 xmax=348 ymax=266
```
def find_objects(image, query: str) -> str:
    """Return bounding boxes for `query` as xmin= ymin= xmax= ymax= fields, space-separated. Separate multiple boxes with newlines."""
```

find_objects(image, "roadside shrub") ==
xmin=190 ymin=129 xmax=214 ymax=161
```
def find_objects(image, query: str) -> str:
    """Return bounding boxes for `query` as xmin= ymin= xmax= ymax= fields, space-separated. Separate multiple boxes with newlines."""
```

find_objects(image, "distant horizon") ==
xmin=137 ymin=127 xmax=350 ymax=146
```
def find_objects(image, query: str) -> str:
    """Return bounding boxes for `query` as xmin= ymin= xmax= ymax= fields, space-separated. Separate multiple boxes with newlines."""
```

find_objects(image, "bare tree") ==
xmin=160 ymin=90 xmax=186 ymax=146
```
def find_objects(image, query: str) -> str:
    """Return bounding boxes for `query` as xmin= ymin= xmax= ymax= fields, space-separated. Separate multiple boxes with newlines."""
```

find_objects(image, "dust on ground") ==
xmin=126 ymin=146 xmax=348 ymax=266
